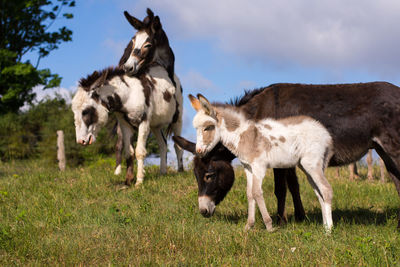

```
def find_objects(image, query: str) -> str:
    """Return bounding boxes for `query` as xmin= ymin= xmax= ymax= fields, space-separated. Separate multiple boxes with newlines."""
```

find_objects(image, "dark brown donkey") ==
xmin=175 ymin=81 xmax=400 ymax=228
xmin=119 ymin=8 xmax=176 ymax=86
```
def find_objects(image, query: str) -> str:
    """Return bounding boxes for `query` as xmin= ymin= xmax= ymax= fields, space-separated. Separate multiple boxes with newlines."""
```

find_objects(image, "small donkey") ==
xmin=190 ymin=94 xmax=334 ymax=232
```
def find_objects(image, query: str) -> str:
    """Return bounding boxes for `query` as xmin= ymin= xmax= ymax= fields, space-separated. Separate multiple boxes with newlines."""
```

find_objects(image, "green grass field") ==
xmin=1 ymin=159 xmax=399 ymax=266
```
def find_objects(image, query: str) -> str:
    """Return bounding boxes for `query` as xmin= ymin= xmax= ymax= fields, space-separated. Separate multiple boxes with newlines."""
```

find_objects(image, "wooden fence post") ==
xmin=57 ymin=130 xmax=66 ymax=171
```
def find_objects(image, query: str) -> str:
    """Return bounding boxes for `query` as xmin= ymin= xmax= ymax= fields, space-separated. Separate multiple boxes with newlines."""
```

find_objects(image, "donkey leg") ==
xmin=172 ymin=117 xmax=184 ymax=172
xmin=300 ymin=159 xmax=333 ymax=231
xmin=135 ymin=121 xmax=151 ymax=186
xmin=366 ymin=149 xmax=374 ymax=181
xmin=252 ymin=165 xmax=274 ymax=231
xmin=174 ymin=143 xmax=184 ymax=172
xmin=286 ymin=168 xmax=306 ymax=222
xmin=114 ymin=122 xmax=123 ymax=175
xmin=349 ymin=163 xmax=359 ymax=180
xmin=121 ymin=125 xmax=134 ymax=186
xmin=374 ymin=142 xmax=400 ymax=228
xmin=379 ymin=158 xmax=385 ymax=183
xmin=273 ymin=169 xmax=288 ymax=225
xmin=153 ymin=128 xmax=167 ymax=175
xmin=244 ymin=168 xmax=256 ymax=231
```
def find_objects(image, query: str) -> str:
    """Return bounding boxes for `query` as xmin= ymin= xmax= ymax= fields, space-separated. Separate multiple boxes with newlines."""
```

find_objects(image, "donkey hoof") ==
xmin=135 ymin=181 xmax=143 ymax=188
xmin=114 ymin=165 xmax=122 ymax=175
xmin=244 ymin=223 xmax=254 ymax=231
xmin=324 ymin=227 xmax=333 ymax=235
xmin=278 ymin=215 xmax=288 ymax=226
xmin=124 ymin=180 xmax=132 ymax=187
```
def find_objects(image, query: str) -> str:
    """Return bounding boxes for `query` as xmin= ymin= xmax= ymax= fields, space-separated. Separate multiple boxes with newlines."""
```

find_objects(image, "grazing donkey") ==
xmin=119 ymin=8 xmax=176 ymax=87
xmin=72 ymin=65 xmax=183 ymax=186
xmin=189 ymin=94 xmax=334 ymax=232
xmin=172 ymin=136 xmax=236 ymax=211
xmin=176 ymin=81 xmax=400 ymax=229
xmin=174 ymin=136 xmax=306 ymax=224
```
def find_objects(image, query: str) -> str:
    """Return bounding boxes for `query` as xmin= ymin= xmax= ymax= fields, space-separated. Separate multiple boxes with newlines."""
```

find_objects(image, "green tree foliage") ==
xmin=0 ymin=0 xmax=75 ymax=114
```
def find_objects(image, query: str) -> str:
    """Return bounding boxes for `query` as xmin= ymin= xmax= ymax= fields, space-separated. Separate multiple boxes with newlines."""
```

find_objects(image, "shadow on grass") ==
xmin=211 ymin=206 xmax=398 ymax=227
xmin=288 ymin=206 xmax=398 ymax=226
xmin=107 ymin=167 xmax=190 ymax=188
xmin=214 ymin=210 xmax=247 ymax=224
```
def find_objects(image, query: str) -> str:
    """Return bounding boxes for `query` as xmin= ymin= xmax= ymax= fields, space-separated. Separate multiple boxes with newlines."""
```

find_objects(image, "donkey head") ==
xmin=119 ymin=8 xmax=172 ymax=76
xmin=173 ymin=136 xmax=235 ymax=217
xmin=72 ymin=70 xmax=110 ymax=146
xmin=190 ymin=94 xmax=221 ymax=157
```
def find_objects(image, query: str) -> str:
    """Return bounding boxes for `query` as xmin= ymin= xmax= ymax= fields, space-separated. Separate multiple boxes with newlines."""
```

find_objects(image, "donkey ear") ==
xmin=151 ymin=16 xmax=162 ymax=32
xmin=146 ymin=8 xmax=154 ymax=20
xmin=197 ymin=94 xmax=216 ymax=118
xmin=172 ymin=136 xmax=196 ymax=154
xmin=124 ymin=11 xmax=143 ymax=29
xmin=189 ymin=94 xmax=201 ymax=111
xmin=91 ymin=69 xmax=108 ymax=90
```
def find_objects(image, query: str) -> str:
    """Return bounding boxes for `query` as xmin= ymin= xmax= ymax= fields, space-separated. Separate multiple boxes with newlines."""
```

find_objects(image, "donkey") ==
xmin=173 ymin=137 xmax=306 ymax=224
xmin=176 ymin=81 xmax=400 ymax=229
xmin=339 ymin=150 xmax=385 ymax=182
xmin=189 ymin=94 xmax=334 ymax=231
xmin=119 ymin=8 xmax=176 ymax=87
xmin=172 ymin=136 xmax=236 ymax=213
xmin=72 ymin=64 xmax=183 ymax=186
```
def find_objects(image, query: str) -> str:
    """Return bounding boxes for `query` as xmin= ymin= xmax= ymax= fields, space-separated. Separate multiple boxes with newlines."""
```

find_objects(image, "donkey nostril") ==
xmin=200 ymin=208 xmax=210 ymax=217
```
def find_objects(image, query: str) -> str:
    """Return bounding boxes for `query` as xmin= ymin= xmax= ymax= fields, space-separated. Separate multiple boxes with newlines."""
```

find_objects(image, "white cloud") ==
xmin=130 ymin=0 xmax=400 ymax=78
xmin=20 ymin=85 xmax=74 ymax=111
xmin=180 ymin=70 xmax=218 ymax=93
xmin=33 ymin=85 xmax=74 ymax=103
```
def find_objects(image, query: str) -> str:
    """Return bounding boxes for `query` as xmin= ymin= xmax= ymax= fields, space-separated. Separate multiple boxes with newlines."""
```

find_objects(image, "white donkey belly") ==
xmin=264 ymin=147 xmax=300 ymax=168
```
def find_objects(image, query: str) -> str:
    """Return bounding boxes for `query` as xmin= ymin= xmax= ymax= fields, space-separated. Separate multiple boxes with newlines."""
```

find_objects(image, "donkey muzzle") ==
xmin=198 ymin=196 xmax=215 ymax=218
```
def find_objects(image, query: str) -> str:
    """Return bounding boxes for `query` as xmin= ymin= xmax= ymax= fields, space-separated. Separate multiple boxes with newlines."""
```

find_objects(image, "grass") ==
xmin=0 ymin=159 xmax=399 ymax=266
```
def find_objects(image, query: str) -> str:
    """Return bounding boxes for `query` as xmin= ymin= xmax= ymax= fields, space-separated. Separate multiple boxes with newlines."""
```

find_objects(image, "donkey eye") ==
xmin=204 ymin=125 xmax=215 ymax=131
xmin=204 ymin=172 xmax=215 ymax=183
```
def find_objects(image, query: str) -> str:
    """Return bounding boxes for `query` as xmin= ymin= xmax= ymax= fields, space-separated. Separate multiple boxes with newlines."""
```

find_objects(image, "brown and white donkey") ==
xmin=190 ymin=94 xmax=334 ymax=232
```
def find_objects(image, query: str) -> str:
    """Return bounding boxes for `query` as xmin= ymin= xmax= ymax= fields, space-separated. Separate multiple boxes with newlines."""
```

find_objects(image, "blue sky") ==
xmin=25 ymin=0 xmax=400 ymax=153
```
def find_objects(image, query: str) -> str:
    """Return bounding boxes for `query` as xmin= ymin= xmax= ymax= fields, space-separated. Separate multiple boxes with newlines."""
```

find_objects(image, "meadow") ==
xmin=0 ymin=158 xmax=399 ymax=266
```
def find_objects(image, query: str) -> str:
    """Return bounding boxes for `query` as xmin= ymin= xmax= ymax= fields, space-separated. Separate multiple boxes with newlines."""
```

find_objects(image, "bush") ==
xmin=0 ymin=95 xmax=160 ymax=166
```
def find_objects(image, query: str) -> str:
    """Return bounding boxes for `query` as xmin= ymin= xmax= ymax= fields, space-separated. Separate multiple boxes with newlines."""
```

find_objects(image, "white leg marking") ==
xmin=252 ymin=165 xmax=274 ymax=231
xmin=114 ymin=164 xmax=122 ymax=175
xmin=135 ymin=121 xmax=151 ymax=186
xmin=301 ymin=157 xmax=333 ymax=232
xmin=244 ymin=168 xmax=256 ymax=231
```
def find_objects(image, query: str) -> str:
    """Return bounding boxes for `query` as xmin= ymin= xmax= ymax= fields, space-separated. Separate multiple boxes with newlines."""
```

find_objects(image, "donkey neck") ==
xmin=216 ymin=107 xmax=253 ymax=154
xmin=215 ymin=106 xmax=274 ymax=164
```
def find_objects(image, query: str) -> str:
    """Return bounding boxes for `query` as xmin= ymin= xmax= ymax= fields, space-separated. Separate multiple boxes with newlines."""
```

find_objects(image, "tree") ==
xmin=0 ymin=0 xmax=75 ymax=114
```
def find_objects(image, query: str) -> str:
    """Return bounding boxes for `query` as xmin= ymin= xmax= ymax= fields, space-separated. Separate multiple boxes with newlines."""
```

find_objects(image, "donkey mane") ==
xmin=79 ymin=67 xmax=125 ymax=91
xmin=227 ymin=84 xmax=285 ymax=107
